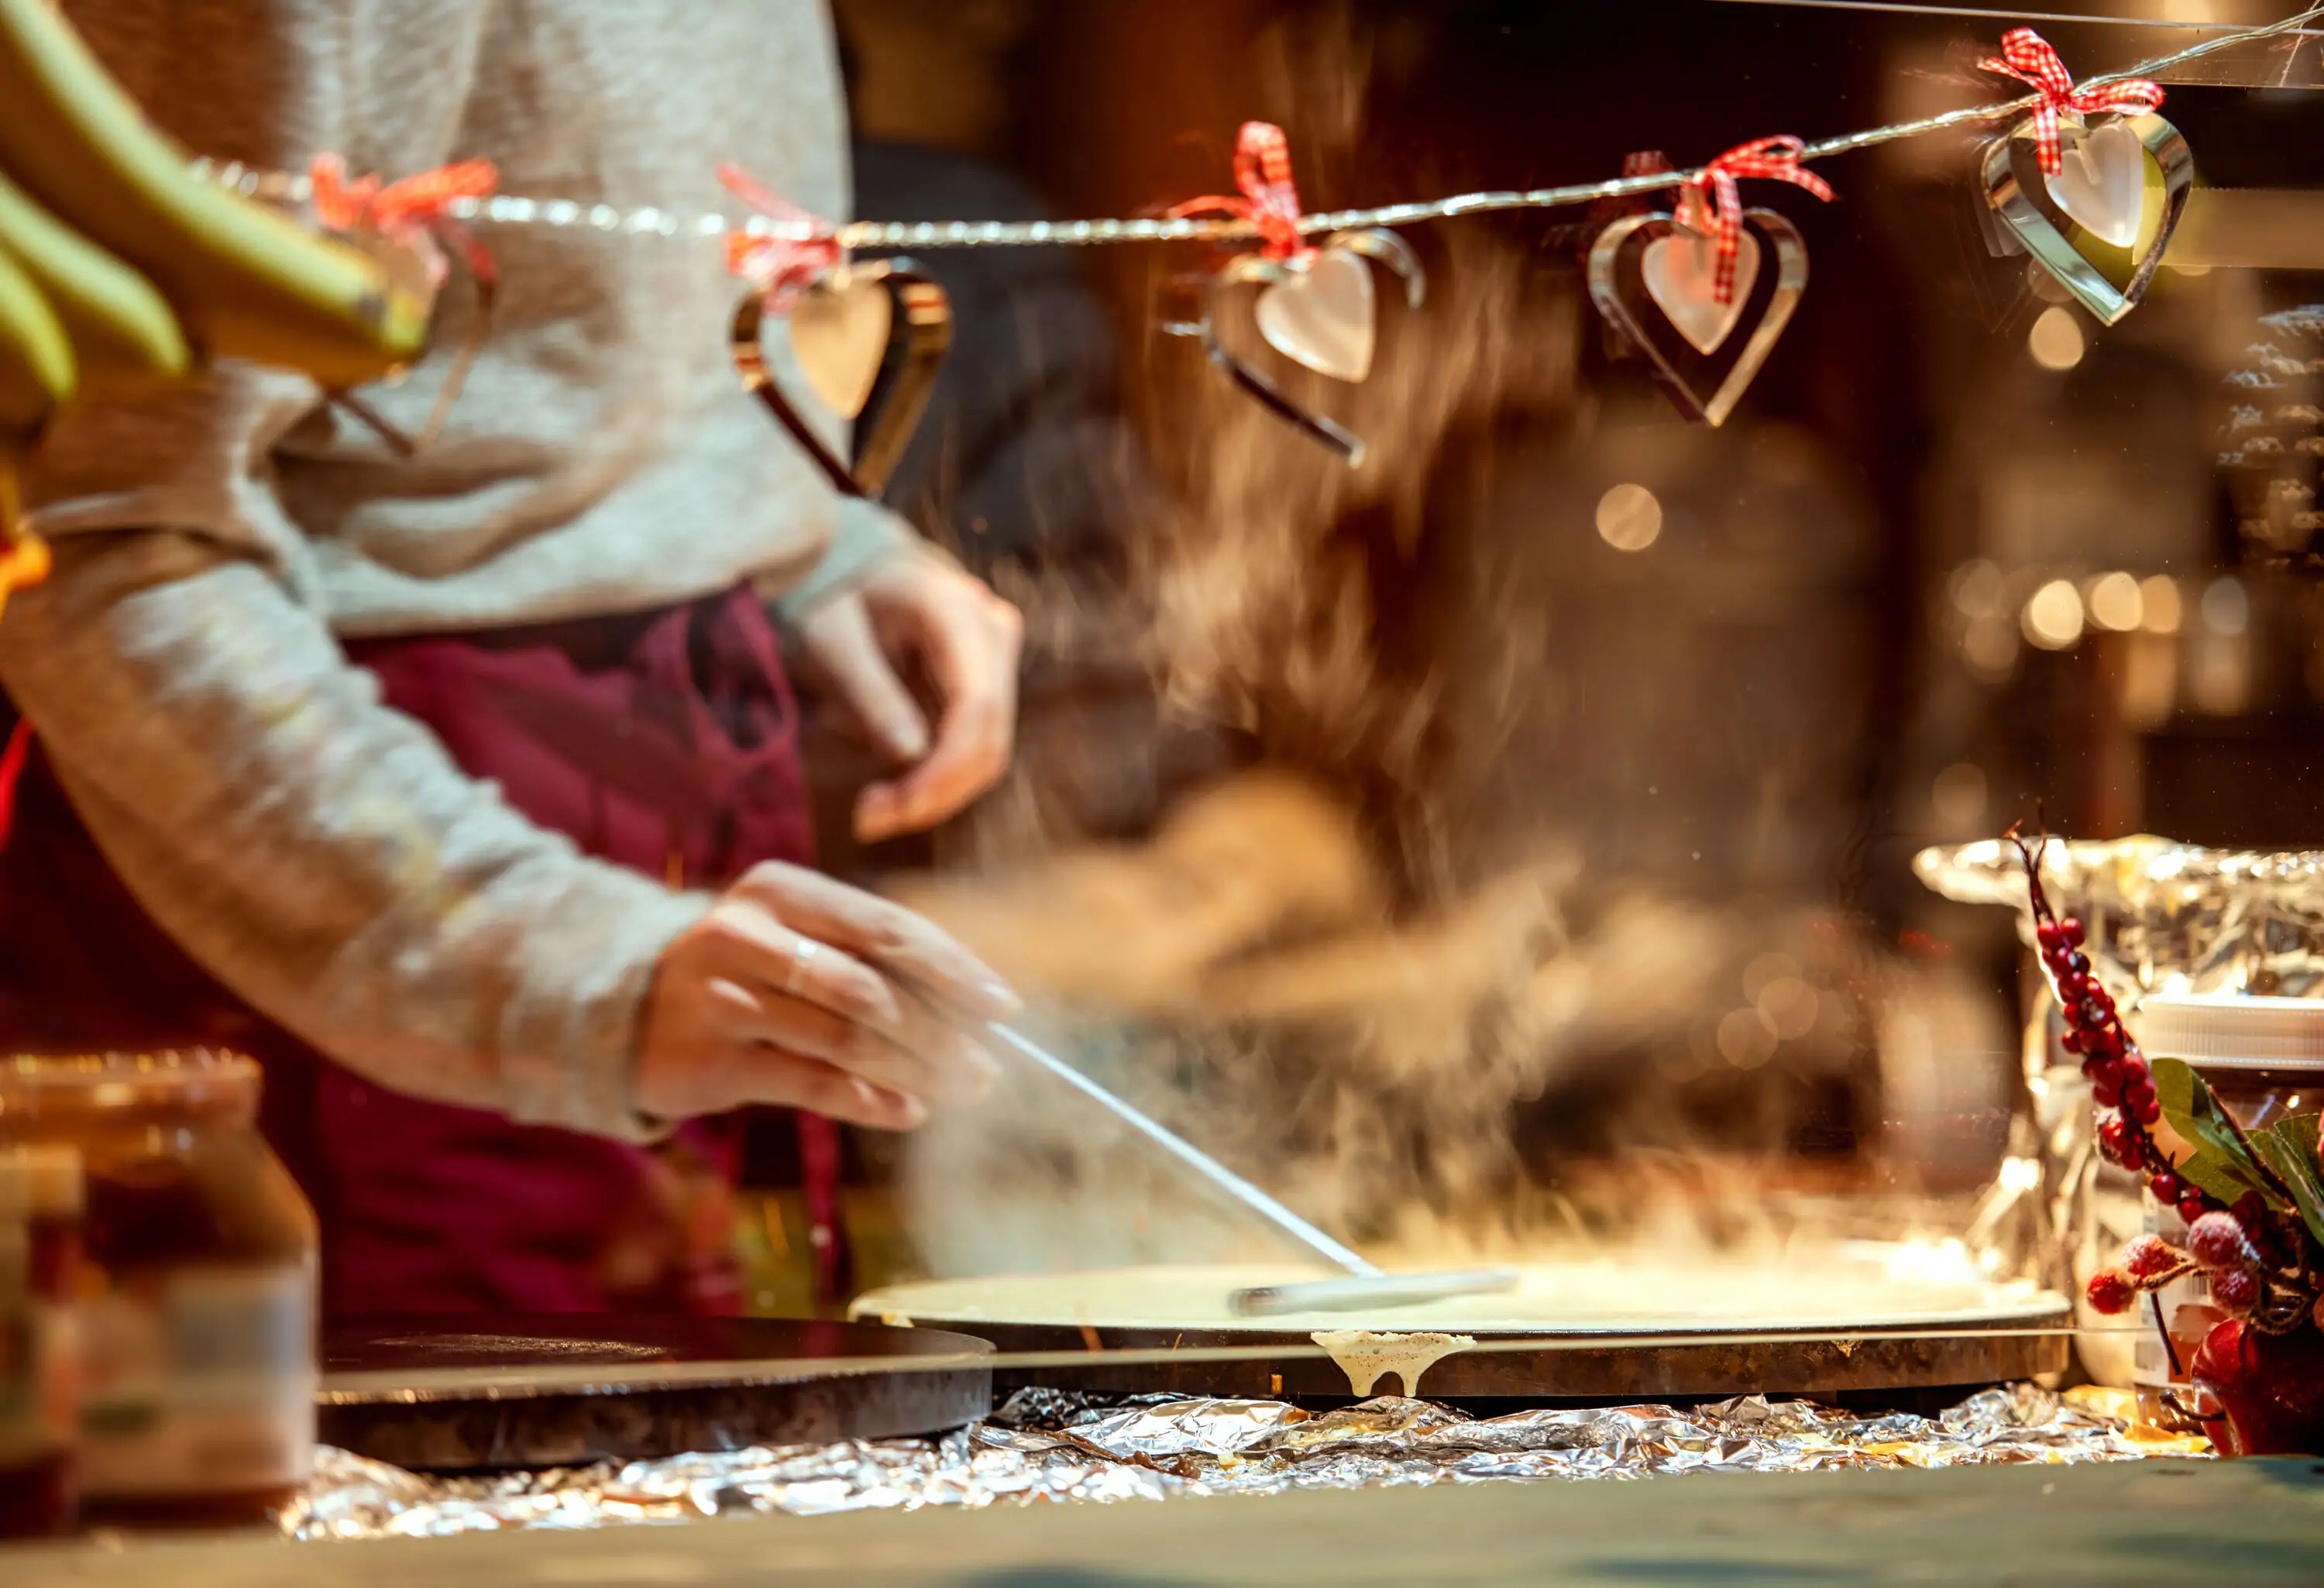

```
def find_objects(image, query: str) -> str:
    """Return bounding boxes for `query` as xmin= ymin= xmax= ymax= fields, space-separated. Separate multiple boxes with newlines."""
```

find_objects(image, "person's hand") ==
xmin=637 ymin=861 xmax=1019 ymax=1129
xmin=796 ymin=548 xmax=1023 ymax=843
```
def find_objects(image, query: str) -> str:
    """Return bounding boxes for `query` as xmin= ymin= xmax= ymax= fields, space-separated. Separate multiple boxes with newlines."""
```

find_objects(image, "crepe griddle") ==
xmin=320 ymin=1315 xmax=992 ymax=1471
xmin=852 ymin=1268 xmax=2073 ymax=1402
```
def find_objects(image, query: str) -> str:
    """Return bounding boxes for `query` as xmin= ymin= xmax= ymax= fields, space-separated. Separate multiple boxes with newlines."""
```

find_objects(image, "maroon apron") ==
xmin=0 ymin=586 xmax=850 ymax=1316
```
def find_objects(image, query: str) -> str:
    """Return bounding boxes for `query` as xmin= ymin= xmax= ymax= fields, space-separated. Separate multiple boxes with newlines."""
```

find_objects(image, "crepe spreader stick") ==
xmin=985 ymin=1023 xmax=1520 ymax=1318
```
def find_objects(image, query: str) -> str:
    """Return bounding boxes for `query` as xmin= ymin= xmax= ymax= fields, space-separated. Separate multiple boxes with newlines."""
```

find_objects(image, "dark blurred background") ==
xmin=746 ymin=0 xmax=2324 ymax=1301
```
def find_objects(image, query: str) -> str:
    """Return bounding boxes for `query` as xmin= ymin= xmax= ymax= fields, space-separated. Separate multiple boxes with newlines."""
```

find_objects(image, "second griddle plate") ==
xmin=321 ymin=1315 xmax=993 ymax=1472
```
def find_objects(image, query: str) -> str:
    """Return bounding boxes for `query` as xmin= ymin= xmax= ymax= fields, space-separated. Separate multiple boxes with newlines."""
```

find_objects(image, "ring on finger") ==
xmin=786 ymin=936 xmax=821 ymax=996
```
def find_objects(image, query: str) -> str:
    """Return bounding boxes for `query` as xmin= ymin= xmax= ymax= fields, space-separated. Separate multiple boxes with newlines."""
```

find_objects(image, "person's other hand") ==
xmin=797 ymin=549 xmax=1023 ymax=843
xmin=637 ymin=862 xmax=1019 ymax=1128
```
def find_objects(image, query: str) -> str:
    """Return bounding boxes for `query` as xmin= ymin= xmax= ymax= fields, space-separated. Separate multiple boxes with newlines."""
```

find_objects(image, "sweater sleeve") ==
xmin=0 ymin=524 xmax=708 ymax=1140
xmin=0 ymin=0 xmax=710 ymax=1139
xmin=765 ymin=496 xmax=919 ymax=626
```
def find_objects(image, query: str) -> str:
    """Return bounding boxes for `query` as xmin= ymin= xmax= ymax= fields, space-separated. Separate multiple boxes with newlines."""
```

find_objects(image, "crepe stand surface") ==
xmin=320 ymin=1315 xmax=992 ymax=1471
xmin=851 ymin=1249 xmax=2071 ymax=1401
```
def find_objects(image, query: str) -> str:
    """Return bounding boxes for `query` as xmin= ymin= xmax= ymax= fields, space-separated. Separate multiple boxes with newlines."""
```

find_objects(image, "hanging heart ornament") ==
xmin=307 ymin=154 xmax=503 ymax=457
xmin=718 ymin=163 xmax=951 ymax=500
xmin=731 ymin=257 xmax=951 ymax=501
xmin=1981 ymin=113 xmax=2188 ymax=326
xmin=1590 ymin=206 xmax=1805 ymax=427
xmin=1198 ymin=229 xmax=1425 ymax=466
xmin=1975 ymin=27 xmax=2184 ymax=326
xmin=1162 ymin=122 xmax=1424 ymax=466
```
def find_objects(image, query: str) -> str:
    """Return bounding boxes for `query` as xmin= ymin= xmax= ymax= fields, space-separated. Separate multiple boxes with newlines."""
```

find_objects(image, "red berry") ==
xmin=2038 ymin=920 xmax=2065 ymax=953
xmin=2150 ymin=1171 xmax=2184 ymax=1205
xmin=2178 ymin=1193 xmax=2209 ymax=1223
xmin=2086 ymin=1268 xmax=2137 ymax=1315
xmin=2116 ymin=1051 xmax=2150 ymax=1085
xmin=2097 ymin=1117 xmax=2133 ymax=1167
xmin=2062 ymin=918 xmax=2085 ymax=947
xmin=2089 ymin=1057 xmax=2123 ymax=1088
xmin=2058 ymin=972 xmax=2089 ymax=1004
xmin=2093 ymin=1081 xmax=2122 ymax=1109
xmin=2210 ymin=1267 xmax=2260 ymax=1315
xmin=2140 ymin=1099 xmax=2164 ymax=1126
xmin=2123 ymin=1234 xmax=2178 ymax=1278
xmin=2188 ymin=1212 xmax=2257 ymax=1272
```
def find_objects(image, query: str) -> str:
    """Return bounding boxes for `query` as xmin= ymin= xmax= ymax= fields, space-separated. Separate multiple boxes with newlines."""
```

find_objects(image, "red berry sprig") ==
xmin=2086 ymin=1213 xmax=2271 ymax=1322
xmin=2009 ymin=826 xmax=2213 ymax=1222
xmin=2016 ymin=822 xmax=2319 ymax=1338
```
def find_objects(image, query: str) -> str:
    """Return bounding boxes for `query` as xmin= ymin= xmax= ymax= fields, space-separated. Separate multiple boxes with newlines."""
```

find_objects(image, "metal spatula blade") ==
xmin=1229 ymin=1268 xmax=1521 ymax=1318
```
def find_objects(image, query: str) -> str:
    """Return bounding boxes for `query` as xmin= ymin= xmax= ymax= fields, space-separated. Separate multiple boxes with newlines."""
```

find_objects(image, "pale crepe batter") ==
xmin=851 ymin=1245 xmax=2063 ymax=1336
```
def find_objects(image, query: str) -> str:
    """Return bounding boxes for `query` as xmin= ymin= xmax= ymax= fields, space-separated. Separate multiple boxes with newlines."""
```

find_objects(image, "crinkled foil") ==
xmin=281 ymin=1383 xmax=2199 ymax=1539
xmin=1915 ymin=836 xmax=2324 ymax=1002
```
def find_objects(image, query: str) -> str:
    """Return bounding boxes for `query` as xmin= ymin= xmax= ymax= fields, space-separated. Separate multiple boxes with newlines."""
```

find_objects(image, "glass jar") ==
xmin=2123 ymin=995 xmax=2324 ymax=1435
xmin=0 ymin=1143 xmax=80 ymax=1538
xmin=0 ymin=1051 xmax=318 ymax=1527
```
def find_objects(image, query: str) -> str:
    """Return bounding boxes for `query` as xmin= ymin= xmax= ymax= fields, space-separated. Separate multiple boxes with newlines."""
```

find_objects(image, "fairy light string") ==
xmin=190 ymin=5 xmax=2324 ymax=258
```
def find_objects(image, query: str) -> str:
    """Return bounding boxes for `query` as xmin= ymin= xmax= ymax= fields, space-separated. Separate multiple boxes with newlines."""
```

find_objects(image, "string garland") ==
xmin=187 ymin=3 xmax=2324 ymax=255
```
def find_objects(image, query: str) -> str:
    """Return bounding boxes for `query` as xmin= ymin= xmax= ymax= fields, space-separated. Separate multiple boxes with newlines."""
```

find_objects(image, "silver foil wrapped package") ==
xmin=280 ymin=1383 xmax=2195 ymax=1540
xmin=1915 ymin=836 xmax=2324 ymax=1005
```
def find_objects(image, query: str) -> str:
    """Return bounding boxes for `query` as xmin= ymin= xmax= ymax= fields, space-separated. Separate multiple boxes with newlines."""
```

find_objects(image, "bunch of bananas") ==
xmin=0 ymin=0 xmax=437 ymax=611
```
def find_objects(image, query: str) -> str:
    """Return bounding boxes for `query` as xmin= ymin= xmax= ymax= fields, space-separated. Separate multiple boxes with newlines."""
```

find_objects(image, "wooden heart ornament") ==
xmin=1982 ymin=112 xmax=2189 ymax=327
xmin=1198 ymin=228 xmax=1426 ymax=467
xmin=731 ymin=256 xmax=951 ymax=500
xmin=1588 ymin=207 xmax=1806 ymax=428
xmin=1642 ymin=225 xmax=1759 ymax=356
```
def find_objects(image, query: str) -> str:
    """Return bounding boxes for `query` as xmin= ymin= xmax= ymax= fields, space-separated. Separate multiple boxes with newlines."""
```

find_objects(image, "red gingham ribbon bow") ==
xmin=1978 ymin=27 xmax=2164 ymax=178
xmin=310 ymin=154 xmax=499 ymax=289
xmin=1169 ymin=121 xmax=1312 ymax=262
xmin=719 ymin=163 xmax=843 ymax=311
xmin=1683 ymin=137 xmax=1834 ymax=304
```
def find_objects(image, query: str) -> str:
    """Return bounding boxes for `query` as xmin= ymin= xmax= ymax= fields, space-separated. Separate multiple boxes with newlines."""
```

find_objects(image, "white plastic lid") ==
xmin=2131 ymin=994 xmax=2324 ymax=1071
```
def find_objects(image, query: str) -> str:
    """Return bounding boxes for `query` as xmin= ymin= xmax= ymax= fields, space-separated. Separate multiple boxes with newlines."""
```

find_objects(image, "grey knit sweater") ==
xmin=1 ymin=0 xmax=913 ymax=1139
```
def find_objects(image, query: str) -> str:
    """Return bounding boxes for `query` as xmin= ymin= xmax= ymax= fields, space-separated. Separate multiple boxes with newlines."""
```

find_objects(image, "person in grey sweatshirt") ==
xmin=0 ymin=0 xmax=1023 ymax=1312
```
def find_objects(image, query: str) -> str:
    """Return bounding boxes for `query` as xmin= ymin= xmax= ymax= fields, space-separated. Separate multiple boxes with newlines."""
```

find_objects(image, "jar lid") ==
xmin=0 ymin=1145 xmax=82 ymax=1217
xmin=2130 ymin=994 xmax=2324 ymax=1071
xmin=0 ymin=1050 xmax=260 ymax=1122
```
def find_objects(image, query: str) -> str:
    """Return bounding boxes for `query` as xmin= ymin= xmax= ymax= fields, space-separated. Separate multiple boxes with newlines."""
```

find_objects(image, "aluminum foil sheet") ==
xmin=1915 ymin=836 xmax=2324 ymax=1003
xmin=280 ymin=1383 xmax=2199 ymax=1539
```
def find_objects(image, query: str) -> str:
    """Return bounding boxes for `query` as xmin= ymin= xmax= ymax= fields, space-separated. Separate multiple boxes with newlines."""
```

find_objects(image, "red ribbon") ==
xmin=1683 ymin=137 xmax=1834 ymax=304
xmin=720 ymin=163 xmax=843 ymax=311
xmin=310 ymin=155 xmax=500 ymax=290
xmin=1978 ymin=27 xmax=2164 ymax=179
xmin=0 ymin=718 xmax=33 ymax=859
xmin=1168 ymin=121 xmax=1312 ymax=262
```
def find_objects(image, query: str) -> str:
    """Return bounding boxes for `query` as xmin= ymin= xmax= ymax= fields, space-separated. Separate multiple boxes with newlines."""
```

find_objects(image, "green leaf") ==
xmin=2250 ymin=1112 xmax=2324 ymax=1253
xmin=2151 ymin=1059 xmax=2286 ymax=1212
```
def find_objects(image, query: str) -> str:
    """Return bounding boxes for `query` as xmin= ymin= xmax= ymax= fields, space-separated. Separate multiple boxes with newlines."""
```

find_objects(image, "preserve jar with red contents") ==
xmin=2129 ymin=995 xmax=2324 ymax=1455
xmin=0 ymin=1052 xmax=318 ymax=1527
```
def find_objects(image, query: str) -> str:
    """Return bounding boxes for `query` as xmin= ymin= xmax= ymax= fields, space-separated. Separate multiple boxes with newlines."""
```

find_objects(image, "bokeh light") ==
xmin=1596 ymin=483 xmax=1663 ymax=552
